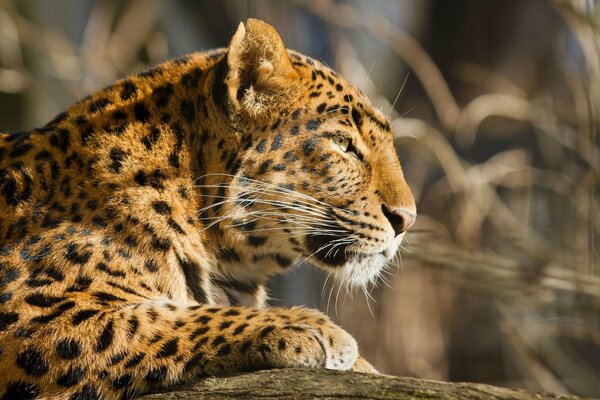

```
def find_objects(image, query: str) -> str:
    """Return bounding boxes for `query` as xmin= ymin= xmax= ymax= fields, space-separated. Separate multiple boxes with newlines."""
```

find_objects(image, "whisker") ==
xmin=197 ymin=197 xmax=329 ymax=219
xmin=193 ymin=185 xmax=331 ymax=214
xmin=334 ymin=279 xmax=343 ymax=318
xmin=195 ymin=190 xmax=330 ymax=218
xmin=326 ymin=280 xmax=336 ymax=315
xmin=362 ymin=285 xmax=375 ymax=318
xmin=321 ymin=271 xmax=333 ymax=298
xmin=387 ymin=72 xmax=410 ymax=119
xmin=194 ymin=173 xmax=334 ymax=208
xmin=295 ymin=241 xmax=338 ymax=269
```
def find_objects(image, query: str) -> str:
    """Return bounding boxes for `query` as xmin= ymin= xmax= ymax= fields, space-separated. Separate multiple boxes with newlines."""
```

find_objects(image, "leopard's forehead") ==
xmin=285 ymin=50 xmax=392 ymax=147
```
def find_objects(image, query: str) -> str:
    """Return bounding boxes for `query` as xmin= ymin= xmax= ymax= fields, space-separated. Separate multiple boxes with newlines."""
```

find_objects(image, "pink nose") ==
xmin=383 ymin=206 xmax=416 ymax=236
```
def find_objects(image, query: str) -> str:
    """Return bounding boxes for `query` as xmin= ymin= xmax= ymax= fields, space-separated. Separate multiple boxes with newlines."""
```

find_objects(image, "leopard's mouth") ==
xmin=304 ymin=231 xmax=351 ymax=267
xmin=303 ymin=230 xmax=394 ymax=287
xmin=303 ymin=222 xmax=399 ymax=266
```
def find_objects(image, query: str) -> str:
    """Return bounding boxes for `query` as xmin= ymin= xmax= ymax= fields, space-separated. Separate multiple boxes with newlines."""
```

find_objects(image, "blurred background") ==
xmin=0 ymin=0 xmax=598 ymax=396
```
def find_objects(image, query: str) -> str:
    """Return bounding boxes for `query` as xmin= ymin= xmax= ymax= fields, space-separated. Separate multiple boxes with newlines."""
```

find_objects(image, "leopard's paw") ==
xmin=248 ymin=315 xmax=358 ymax=370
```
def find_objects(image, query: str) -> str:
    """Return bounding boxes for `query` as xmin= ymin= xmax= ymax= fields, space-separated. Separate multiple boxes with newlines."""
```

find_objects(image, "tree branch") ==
xmin=140 ymin=368 xmax=581 ymax=399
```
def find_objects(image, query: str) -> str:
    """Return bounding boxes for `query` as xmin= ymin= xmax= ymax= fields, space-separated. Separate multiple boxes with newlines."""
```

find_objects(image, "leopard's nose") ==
xmin=382 ymin=206 xmax=416 ymax=237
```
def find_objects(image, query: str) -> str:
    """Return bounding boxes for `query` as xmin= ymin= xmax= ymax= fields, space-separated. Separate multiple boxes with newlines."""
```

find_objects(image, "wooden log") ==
xmin=140 ymin=368 xmax=582 ymax=399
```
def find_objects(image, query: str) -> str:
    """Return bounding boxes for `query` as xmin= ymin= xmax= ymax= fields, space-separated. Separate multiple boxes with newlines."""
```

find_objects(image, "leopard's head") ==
xmin=210 ymin=19 xmax=415 ymax=287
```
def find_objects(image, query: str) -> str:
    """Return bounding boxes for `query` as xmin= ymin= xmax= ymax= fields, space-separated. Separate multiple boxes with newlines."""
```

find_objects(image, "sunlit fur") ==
xmin=205 ymin=35 xmax=417 ymax=290
xmin=0 ymin=18 xmax=413 ymax=398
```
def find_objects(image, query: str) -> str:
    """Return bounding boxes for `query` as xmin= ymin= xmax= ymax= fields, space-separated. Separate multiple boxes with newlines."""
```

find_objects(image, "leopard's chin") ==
xmin=328 ymin=253 xmax=388 ymax=288
xmin=304 ymin=246 xmax=390 ymax=288
xmin=303 ymin=231 xmax=401 ymax=287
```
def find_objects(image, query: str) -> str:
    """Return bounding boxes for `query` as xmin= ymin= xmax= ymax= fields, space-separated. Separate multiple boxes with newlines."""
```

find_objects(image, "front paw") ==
xmin=318 ymin=323 xmax=359 ymax=370
xmin=249 ymin=316 xmax=358 ymax=371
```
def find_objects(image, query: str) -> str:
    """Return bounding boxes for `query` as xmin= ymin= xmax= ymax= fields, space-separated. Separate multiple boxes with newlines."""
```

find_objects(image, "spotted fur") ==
xmin=0 ymin=19 xmax=415 ymax=399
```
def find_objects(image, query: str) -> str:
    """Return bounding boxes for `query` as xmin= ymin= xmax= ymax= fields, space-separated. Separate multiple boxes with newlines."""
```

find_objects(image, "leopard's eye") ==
xmin=333 ymin=136 xmax=351 ymax=152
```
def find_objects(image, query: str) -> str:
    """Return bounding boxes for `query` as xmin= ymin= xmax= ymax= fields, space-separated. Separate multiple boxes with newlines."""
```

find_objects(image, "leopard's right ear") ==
xmin=225 ymin=18 xmax=299 ymax=118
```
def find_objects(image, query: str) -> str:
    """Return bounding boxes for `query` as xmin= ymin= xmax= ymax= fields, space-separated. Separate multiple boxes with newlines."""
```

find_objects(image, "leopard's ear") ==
xmin=226 ymin=18 xmax=299 ymax=117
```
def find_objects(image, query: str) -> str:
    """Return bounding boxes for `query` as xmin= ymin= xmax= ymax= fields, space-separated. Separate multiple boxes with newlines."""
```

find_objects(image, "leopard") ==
xmin=0 ymin=18 xmax=416 ymax=399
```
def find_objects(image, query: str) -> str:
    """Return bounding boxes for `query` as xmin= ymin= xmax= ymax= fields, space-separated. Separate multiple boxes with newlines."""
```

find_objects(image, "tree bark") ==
xmin=140 ymin=368 xmax=582 ymax=399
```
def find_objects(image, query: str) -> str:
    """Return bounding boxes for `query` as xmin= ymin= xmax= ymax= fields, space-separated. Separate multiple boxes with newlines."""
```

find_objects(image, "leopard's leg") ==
xmin=1 ymin=299 xmax=359 ymax=399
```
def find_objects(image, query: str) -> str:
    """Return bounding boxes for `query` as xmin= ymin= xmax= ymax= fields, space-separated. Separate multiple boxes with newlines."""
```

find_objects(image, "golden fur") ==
xmin=0 ymin=19 xmax=415 ymax=399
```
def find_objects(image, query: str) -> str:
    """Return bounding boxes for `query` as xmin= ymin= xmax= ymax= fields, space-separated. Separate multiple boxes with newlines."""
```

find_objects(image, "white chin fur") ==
xmin=333 ymin=253 xmax=388 ymax=288
xmin=334 ymin=235 xmax=404 ymax=287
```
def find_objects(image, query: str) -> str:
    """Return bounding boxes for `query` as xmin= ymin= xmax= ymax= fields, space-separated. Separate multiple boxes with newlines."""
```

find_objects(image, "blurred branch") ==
xmin=500 ymin=317 xmax=570 ymax=394
xmin=454 ymin=62 xmax=528 ymax=98
xmin=0 ymin=3 xmax=28 ymax=93
xmin=405 ymin=218 xmax=600 ymax=302
xmin=0 ymin=0 xmax=161 ymax=98
xmin=294 ymin=0 xmax=460 ymax=129
xmin=396 ymin=118 xmax=597 ymax=260
xmin=0 ymin=67 xmax=28 ymax=93
xmin=104 ymin=0 xmax=161 ymax=72
xmin=500 ymin=311 xmax=600 ymax=395
xmin=551 ymin=0 xmax=599 ymax=188
xmin=0 ymin=5 xmax=24 ymax=67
